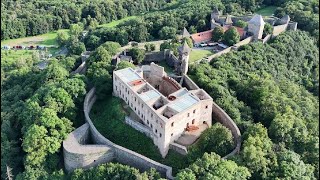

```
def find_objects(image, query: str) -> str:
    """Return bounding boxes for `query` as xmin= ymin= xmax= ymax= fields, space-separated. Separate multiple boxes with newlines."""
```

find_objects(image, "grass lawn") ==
xmin=255 ymin=6 xmax=277 ymax=16
xmin=1 ymin=29 xmax=69 ymax=47
xmin=90 ymin=96 xmax=189 ymax=174
xmin=98 ymin=16 xmax=138 ymax=28
xmin=189 ymin=49 xmax=214 ymax=63
xmin=157 ymin=61 xmax=174 ymax=74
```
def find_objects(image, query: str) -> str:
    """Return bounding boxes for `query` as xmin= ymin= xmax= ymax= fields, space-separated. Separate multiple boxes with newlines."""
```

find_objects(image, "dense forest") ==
xmin=1 ymin=0 xmax=319 ymax=179
xmin=188 ymin=30 xmax=319 ymax=179
xmin=1 ymin=0 xmax=168 ymax=40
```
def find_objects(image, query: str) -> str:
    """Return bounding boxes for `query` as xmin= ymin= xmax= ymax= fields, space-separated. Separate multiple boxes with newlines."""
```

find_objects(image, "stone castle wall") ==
xmin=83 ymin=88 xmax=174 ymax=179
xmin=272 ymin=24 xmax=288 ymax=37
xmin=63 ymin=123 xmax=114 ymax=172
xmin=234 ymin=36 xmax=253 ymax=47
xmin=211 ymin=102 xmax=241 ymax=158
xmin=144 ymin=51 xmax=166 ymax=62
xmin=169 ymin=142 xmax=188 ymax=155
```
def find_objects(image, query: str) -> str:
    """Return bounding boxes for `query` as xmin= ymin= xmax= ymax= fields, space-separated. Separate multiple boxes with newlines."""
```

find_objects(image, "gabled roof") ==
xmin=191 ymin=30 xmax=213 ymax=44
xmin=178 ymin=41 xmax=191 ymax=54
xmin=248 ymin=14 xmax=265 ymax=25
xmin=225 ymin=14 xmax=233 ymax=25
xmin=182 ymin=27 xmax=191 ymax=38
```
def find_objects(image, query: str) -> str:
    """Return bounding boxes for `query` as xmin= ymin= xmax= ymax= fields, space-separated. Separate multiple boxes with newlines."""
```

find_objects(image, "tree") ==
xmin=189 ymin=26 xmax=197 ymax=34
xmin=100 ymin=41 xmax=121 ymax=56
xmin=263 ymin=22 xmax=273 ymax=36
xmin=212 ymin=26 xmax=224 ymax=42
xmin=159 ymin=26 xmax=177 ymax=39
xmin=160 ymin=41 xmax=171 ymax=51
xmin=150 ymin=44 xmax=156 ymax=51
xmin=177 ymin=152 xmax=251 ymax=180
xmin=68 ymin=41 xmax=86 ymax=55
xmin=56 ymin=31 xmax=69 ymax=46
xmin=234 ymin=20 xmax=248 ymax=28
xmin=70 ymin=24 xmax=83 ymax=38
xmin=116 ymin=61 xmax=135 ymax=70
xmin=268 ymin=148 xmax=316 ymax=179
xmin=223 ymin=27 xmax=240 ymax=46
xmin=85 ymin=35 xmax=101 ymax=50
xmin=129 ymin=48 xmax=145 ymax=64
xmin=188 ymin=123 xmax=234 ymax=161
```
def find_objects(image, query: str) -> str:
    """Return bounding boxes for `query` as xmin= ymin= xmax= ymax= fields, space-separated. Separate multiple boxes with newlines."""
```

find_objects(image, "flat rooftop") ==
xmin=139 ymin=90 xmax=161 ymax=102
xmin=115 ymin=68 xmax=142 ymax=83
xmin=168 ymin=93 xmax=200 ymax=112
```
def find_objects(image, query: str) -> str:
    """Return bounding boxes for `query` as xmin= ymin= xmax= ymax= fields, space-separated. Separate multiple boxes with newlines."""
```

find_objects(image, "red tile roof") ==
xmin=223 ymin=25 xmax=246 ymax=37
xmin=191 ymin=26 xmax=246 ymax=44
xmin=191 ymin=30 xmax=213 ymax=44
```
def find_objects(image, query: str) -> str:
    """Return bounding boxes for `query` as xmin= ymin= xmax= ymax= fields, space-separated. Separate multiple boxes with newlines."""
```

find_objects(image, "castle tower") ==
xmin=182 ymin=27 xmax=191 ymax=38
xmin=224 ymin=14 xmax=233 ymax=26
xmin=248 ymin=14 xmax=265 ymax=40
xmin=178 ymin=41 xmax=191 ymax=75
xmin=211 ymin=7 xmax=220 ymax=22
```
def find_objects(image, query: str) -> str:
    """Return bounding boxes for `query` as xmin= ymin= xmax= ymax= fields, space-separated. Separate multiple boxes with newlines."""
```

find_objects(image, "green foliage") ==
xmin=129 ymin=48 xmax=146 ymax=64
xmin=188 ymin=31 xmax=319 ymax=178
xmin=268 ymin=147 xmax=316 ymax=179
xmin=182 ymin=37 xmax=193 ymax=48
xmin=116 ymin=61 xmax=135 ymax=70
xmin=263 ymin=22 xmax=273 ymax=36
xmin=188 ymin=123 xmax=234 ymax=161
xmin=234 ymin=20 xmax=248 ymax=28
xmin=1 ymin=0 xmax=167 ymax=40
xmin=212 ymin=26 xmax=224 ymax=42
xmin=69 ymin=163 xmax=161 ymax=180
xmin=159 ymin=26 xmax=177 ymax=39
xmin=177 ymin=152 xmax=251 ymax=180
xmin=56 ymin=31 xmax=69 ymax=46
xmin=144 ymin=43 xmax=156 ymax=52
xmin=223 ymin=27 xmax=240 ymax=46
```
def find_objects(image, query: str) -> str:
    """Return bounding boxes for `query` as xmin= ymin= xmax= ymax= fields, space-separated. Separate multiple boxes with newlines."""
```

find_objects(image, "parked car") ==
xmin=200 ymin=43 xmax=207 ymax=47
xmin=208 ymin=42 xmax=217 ymax=46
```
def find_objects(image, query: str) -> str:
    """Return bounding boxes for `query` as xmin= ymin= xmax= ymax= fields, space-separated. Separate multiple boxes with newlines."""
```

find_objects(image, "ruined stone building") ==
xmin=113 ymin=63 xmax=213 ymax=157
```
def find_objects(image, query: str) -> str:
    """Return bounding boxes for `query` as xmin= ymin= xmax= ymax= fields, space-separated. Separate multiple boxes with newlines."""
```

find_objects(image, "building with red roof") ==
xmin=191 ymin=26 xmax=246 ymax=46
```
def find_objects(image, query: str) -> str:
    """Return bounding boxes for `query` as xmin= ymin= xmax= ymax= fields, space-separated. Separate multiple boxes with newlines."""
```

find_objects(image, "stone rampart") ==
xmin=211 ymin=102 xmax=241 ymax=158
xmin=71 ymin=61 xmax=87 ymax=75
xmin=83 ymin=87 xmax=174 ymax=179
xmin=125 ymin=116 xmax=155 ymax=139
xmin=207 ymin=47 xmax=232 ymax=62
xmin=262 ymin=34 xmax=272 ymax=44
xmin=182 ymin=75 xmax=200 ymax=90
xmin=63 ymin=123 xmax=114 ymax=172
xmin=272 ymin=24 xmax=288 ymax=37
xmin=165 ymin=50 xmax=179 ymax=67
xmin=169 ymin=143 xmax=188 ymax=155
xmin=234 ymin=36 xmax=253 ymax=47
xmin=144 ymin=51 xmax=165 ymax=62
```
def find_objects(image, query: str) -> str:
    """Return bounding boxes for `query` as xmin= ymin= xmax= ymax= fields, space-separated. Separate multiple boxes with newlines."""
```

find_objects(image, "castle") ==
xmin=113 ymin=62 xmax=213 ymax=157
xmin=210 ymin=7 xmax=297 ymax=40
xmin=185 ymin=7 xmax=298 ymax=46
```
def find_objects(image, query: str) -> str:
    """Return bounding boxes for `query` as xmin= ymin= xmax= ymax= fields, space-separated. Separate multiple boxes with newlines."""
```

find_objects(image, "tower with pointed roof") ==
xmin=248 ymin=14 xmax=265 ymax=40
xmin=178 ymin=41 xmax=191 ymax=75
xmin=182 ymin=27 xmax=191 ymax=38
xmin=211 ymin=7 xmax=220 ymax=22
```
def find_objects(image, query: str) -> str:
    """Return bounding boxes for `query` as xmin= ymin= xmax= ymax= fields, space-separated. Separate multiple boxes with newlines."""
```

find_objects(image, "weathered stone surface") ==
xmin=63 ymin=123 xmax=114 ymax=172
